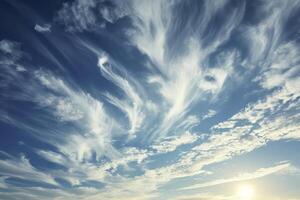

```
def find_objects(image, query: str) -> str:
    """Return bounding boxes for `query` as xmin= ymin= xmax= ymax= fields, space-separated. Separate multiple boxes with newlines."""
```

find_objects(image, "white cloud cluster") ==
xmin=56 ymin=0 xmax=126 ymax=32
xmin=56 ymin=0 xmax=97 ymax=32
xmin=152 ymin=131 xmax=199 ymax=153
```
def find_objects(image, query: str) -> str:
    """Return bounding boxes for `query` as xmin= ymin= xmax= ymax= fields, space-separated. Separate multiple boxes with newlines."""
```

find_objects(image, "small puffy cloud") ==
xmin=203 ymin=109 xmax=217 ymax=120
xmin=0 ymin=39 xmax=22 ymax=58
xmin=16 ymin=65 xmax=26 ymax=72
xmin=34 ymin=24 xmax=51 ymax=32
xmin=0 ymin=39 xmax=26 ymax=72
xmin=0 ymin=40 xmax=16 ymax=54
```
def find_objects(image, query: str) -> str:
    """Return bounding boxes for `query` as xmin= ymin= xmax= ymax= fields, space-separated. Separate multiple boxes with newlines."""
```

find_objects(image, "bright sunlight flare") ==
xmin=237 ymin=184 xmax=255 ymax=200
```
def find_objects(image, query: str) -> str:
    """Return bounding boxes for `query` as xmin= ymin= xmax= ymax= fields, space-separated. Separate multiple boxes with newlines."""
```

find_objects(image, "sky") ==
xmin=0 ymin=0 xmax=300 ymax=199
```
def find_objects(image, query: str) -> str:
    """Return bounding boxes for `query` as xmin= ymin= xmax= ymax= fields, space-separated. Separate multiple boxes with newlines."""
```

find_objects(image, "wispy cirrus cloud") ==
xmin=183 ymin=161 xmax=290 ymax=190
xmin=0 ymin=153 xmax=58 ymax=186
xmin=0 ymin=0 xmax=300 ymax=199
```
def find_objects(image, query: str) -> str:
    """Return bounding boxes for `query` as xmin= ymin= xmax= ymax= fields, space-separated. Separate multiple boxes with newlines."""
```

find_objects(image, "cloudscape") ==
xmin=0 ymin=0 xmax=300 ymax=199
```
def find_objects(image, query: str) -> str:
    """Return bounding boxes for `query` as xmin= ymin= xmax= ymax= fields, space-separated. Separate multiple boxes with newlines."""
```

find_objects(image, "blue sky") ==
xmin=0 ymin=0 xmax=300 ymax=199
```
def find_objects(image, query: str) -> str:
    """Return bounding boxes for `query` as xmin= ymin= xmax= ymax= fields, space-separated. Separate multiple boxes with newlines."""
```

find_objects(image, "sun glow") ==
xmin=237 ymin=184 xmax=255 ymax=199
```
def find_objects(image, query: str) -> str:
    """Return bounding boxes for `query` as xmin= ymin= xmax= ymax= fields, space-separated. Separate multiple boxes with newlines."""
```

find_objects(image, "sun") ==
xmin=237 ymin=184 xmax=255 ymax=199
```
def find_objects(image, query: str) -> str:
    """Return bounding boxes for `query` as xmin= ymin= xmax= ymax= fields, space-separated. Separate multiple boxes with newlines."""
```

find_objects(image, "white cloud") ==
xmin=203 ymin=109 xmax=217 ymax=120
xmin=1 ymin=1 xmax=300 ymax=199
xmin=259 ymin=42 xmax=300 ymax=91
xmin=0 ymin=39 xmax=30 ymax=103
xmin=242 ymin=0 xmax=300 ymax=63
xmin=99 ymin=3 xmax=127 ymax=24
xmin=152 ymin=131 xmax=199 ymax=153
xmin=0 ymin=154 xmax=58 ymax=186
xmin=0 ymin=176 xmax=8 ymax=189
xmin=183 ymin=162 xmax=290 ymax=190
xmin=181 ymin=82 xmax=300 ymax=174
xmin=56 ymin=0 xmax=125 ymax=32
xmin=34 ymin=24 xmax=51 ymax=32
xmin=56 ymin=0 xmax=97 ymax=32
xmin=37 ymin=150 xmax=67 ymax=166
xmin=127 ymin=1 xmax=172 ymax=67
xmin=97 ymin=53 xmax=145 ymax=136
xmin=122 ymin=0 xmax=244 ymax=141
xmin=0 ymin=40 xmax=17 ymax=54
xmin=0 ymin=39 xmax=22 ymax=59
xmin=16 ymin=65 xmax=26 ymax=72
xmin=172 ymin=193 xmax=233 ymax=200
xmin=24 ymin=69 xmax=121 ymax=163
